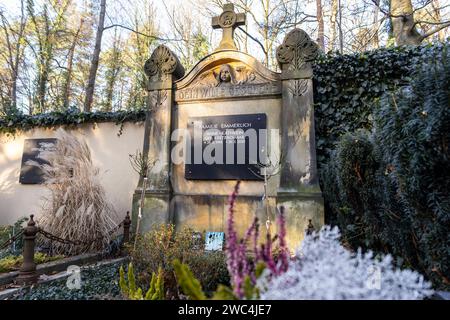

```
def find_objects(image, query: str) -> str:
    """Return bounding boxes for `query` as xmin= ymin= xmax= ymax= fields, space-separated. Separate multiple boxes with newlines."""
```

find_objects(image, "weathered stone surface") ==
xmin=172 ymin=194 xmax=276 ymax=244
xmin=276 ymin=29 xmax=321 ymax=192
xmin=175 ymin=50 xmax=281 ymax=103
xmin=276 ymin=28 xmax=319 ymax=79
xmin=132 ymin=192 xmax=171 ymax=233
xmin=144 ymin=45 xmax=184 ymax=89
xmin=134 ymin=45 xmax=184 ymax=227
xmin=135 ymin=16 xmax=324 ymax=248
xmin=276 ymin=194 xmax=324 ymax=246
xmin=172 ymin=194 xmax=322 ymax=250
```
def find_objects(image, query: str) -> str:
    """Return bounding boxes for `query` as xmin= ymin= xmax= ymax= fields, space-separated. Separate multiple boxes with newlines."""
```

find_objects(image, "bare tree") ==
xmin=197 ymin=0 xmax=314 ymax=68
xmin=329 ymin=0 xmax=339 ymax=51
xmin=371 ymin=0 xmax=450 ymax=45
xmin=101 ymin=29 xmax=122 ymax=111
xmin=0 ymin=0 xmax=27 ymax=113
xmin=338 ymin=0 xmax=344 ymax=52
xmin=62 ymin=17 xmax=84 ymax=110
xmin=372 ymin=0 xmax=380 ymax=48
xmin=162 ymin=2 xmax=210 ymax=70
xmin=27 ymin=0 xmax=71 ymax=113
xmin=316 ymin=0 xmax=325 ymax=50
xmin=84 ymin=0 xmax=106 ymax=112
xmin=124 ymin=1 xmax=158 ymax=110
xmin=431 ymin=0 xmax=447 ymax=41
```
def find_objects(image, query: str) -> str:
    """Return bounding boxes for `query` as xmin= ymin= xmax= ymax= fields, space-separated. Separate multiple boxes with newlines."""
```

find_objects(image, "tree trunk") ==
xmin=84 ymin=0 xmax=106 ymax=112
xmin=63 ymin=21 xmax=83 ymax=110
xmin=330 ymin=0 xmax=338 ymax=50
xmin=338 ymin=0 xmax=343 ymax=53
xmin=263 ymin=0 xmax=270 ymax=66
xmin=36 ymin=59 xmax=49 ymax=113
xmin=63 ymin=43 xmax=76 ymax=110
xmin=1 ymin=18 xmax=18 ymax=110
xmin=0 ymin=0 xmax=26 ymax=111
xmin=372 ymin=0 xmax=380 ymax=48
xmin=316 ymin=0 xmax=325 ymax=50
xmin=391 ymin=0 xmax=423 ymax=45
xmin=432 ymin=0 xmax=445 ymax=41
xmin=9 ymin=26 xmax=20 ymax=110
xmin=11 ymin=25 xmax=24 ymax=110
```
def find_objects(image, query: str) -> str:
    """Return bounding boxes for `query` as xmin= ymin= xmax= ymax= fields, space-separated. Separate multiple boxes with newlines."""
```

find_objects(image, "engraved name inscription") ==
xmin=175 ymin=82 xmax=281 ymax=102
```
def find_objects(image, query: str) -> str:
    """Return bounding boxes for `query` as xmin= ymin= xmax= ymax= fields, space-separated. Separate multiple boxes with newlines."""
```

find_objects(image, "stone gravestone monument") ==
xmin=133 ymin=3 xmax=324 ymax=248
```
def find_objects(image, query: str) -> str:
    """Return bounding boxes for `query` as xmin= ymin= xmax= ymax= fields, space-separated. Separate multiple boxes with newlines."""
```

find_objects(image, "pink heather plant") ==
xmin=225 ymin=181 xmax=290 ymax=299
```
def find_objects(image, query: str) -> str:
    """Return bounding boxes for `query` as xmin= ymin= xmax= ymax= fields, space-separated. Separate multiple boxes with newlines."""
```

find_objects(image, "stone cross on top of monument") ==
xmin=212 ymin=3 xmax=246 ymax=51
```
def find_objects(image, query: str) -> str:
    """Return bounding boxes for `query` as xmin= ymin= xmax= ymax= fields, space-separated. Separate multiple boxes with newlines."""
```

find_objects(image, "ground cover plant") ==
xmin=0 ymin=253 xmax=63 ymax=273
xmin=10 ymin=261 xmax=123 ymax=300
xmin=128 ymin=224 xmax=229 ymax=299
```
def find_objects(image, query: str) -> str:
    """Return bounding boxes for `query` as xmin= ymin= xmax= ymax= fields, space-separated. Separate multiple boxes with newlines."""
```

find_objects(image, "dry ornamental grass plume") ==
xmin=28 ymin=129 xmax=118 ymax=255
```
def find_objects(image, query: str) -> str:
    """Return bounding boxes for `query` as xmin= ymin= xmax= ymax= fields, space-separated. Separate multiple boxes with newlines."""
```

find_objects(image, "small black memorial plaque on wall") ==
xmin=19 ymin=138 xmax=57 ymax=184
xmin=185 ymin=113 xmax=267 ymax=180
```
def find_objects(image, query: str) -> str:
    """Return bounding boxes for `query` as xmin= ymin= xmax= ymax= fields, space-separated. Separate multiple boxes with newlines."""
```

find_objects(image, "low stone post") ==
xmin=16 ymin=215 xmax=39 ymax=285
xmin=123 ymin=211 xmax=131 ymax=244
xmin=305 ymin=219 xmax=315 ymax=236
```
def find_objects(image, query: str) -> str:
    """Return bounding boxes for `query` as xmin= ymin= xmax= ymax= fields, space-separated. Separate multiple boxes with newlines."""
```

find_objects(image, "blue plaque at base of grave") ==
xmin=205 ymin=232 xmax=225 ymax=251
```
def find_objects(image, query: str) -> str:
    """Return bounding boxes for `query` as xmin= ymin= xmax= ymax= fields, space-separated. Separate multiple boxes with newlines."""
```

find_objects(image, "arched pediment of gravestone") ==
xmin=174 ymin=50 xmax=281 ymax=103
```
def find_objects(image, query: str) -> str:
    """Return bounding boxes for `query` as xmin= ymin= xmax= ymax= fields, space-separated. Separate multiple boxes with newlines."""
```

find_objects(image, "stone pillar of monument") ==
xmin=275 ymin=29 xmax=324 ymax=245
xmin=132 ymin=45 xmax=184 ymax=233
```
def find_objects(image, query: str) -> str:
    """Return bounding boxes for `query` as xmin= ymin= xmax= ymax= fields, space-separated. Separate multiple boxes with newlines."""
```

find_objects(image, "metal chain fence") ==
xmin=37 ymin=221 xmax=124 ymax=247
xmin=1 ymin=220 xmax=125 ymax=252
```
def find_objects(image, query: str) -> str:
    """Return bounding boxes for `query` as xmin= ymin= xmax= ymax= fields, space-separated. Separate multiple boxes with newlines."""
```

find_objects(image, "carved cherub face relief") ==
xmin=215 ymin=64 xmax=234 ymax=85
xmin=220 ymin=67 xmax=231 ymax=82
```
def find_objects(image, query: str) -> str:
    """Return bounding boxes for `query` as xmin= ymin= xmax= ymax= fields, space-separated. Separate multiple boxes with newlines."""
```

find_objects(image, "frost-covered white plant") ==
xmin=258 ymin=226 xmax=433 ymax=300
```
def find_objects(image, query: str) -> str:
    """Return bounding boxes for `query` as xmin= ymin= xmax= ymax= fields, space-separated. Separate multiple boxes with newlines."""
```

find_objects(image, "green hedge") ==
xmin=313 ymin=43 xmax=448 ymax=168
xmin=321 ymin=44 xmax=450 ymax=289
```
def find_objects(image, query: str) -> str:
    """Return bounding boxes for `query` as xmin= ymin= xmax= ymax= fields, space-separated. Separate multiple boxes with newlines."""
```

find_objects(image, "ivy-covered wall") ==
xmin=0 ymin=109 xmax=146 ymax=137
xmin=313 ymin=43 xmax=447 ymax=168
xmin=315 ymin=42 xmax=449 ymax=290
